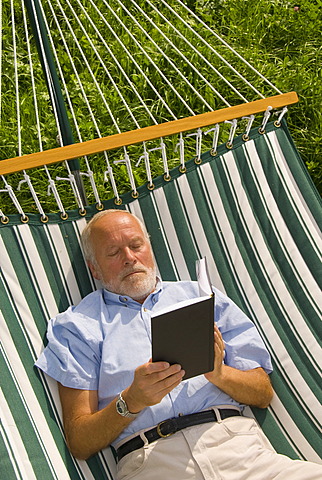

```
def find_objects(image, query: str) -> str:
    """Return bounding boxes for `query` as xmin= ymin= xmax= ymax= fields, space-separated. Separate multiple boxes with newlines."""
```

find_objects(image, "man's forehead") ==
xmin=93 ymin=214 xmax=144 ymax=238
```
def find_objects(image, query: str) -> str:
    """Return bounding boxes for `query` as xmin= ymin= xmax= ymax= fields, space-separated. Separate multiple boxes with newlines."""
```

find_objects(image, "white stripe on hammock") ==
xmin=196 ymin=160 xmax=322 ymax=426
xmin=0 ymin=389 xmax=37 ymax=480
xmin=151 ymin=188 xmax=191 ymax=280
xmin=0 ymin=314 xmax=66 ymax=479
xmin=174 ymin=174 xmax=224 ymax=292
xmin=45 ymin=223 xmax=83 ymax=306
xmin=265 ymin=130 xmax=322 ymax=258
xmin=269 ymin=395 xmax=322 ymax=463
xmin=224 ymin=146 xmax=321 ymax=369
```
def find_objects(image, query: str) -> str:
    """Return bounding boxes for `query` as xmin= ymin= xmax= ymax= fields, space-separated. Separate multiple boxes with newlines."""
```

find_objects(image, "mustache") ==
xmin=121 ymin=266 xmax=148 ymax=278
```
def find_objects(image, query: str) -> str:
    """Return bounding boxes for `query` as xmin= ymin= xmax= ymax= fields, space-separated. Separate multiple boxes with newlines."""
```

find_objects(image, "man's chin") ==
xmin=102 ymin=269 xmax=156 ymax=301
xmin=120 ymin=275 xmax=156 ymax=302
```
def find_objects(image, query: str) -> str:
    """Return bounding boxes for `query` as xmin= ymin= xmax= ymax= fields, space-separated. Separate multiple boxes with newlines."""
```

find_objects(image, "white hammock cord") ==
xmin=21 ymin=0 xmax=43 ymax=153
xmin=60 ymin=0 xmax=172 ymax=188
xmin=158 ymin=0 xmax=262 ymax=101
xmin=260 ymin=106 xmax=273 ymax=132
xmin=59 ymin=0 xmax=144 ymax=131
xmin=43 ymin=0 xmax=111 ymax=206
xmin=205 ymin=124 xmax=220 ymax=155
xmin=1 ymin=177 xmax=26 ymax=218
xmin=175 ymin=132 xmax=186 ymax=171
xmin=176 ymin=0 xmax=283 ymax=96
xmin=112 ymin=0 xmax=196 ymax=116
xmin=9 ymin=0 xmax=47 ymax=219
xmin=49 ymin=0 xmax=159 ymax=195
xmin=136 ymin=145 xmax=154 ymax=188
xmin=70 ymin=0 xmax=141 ymax=195
xmin=25 ymin=0 xmax=69 ymax=216
xmin=225 ymin=119 xmax=238 ymax=147
xmin=11 ymin=0 xmax=21 ymax=158
xmin=21 ymin=0 xmax=49 ymax=219
xmin=34 ymin=0 xmax=96 ymax=211
xmin=186 ymin=128 xmax=203 ymax=162
xmin=0 ymin=1 xmax=2 ymax=123
xmin=145 ymin=0 xmax=249 ymax=103
xmin=242 ymin=115 xmax=255 ymax=139
xmin=45 ymin=0 xmax=123 ymax=136
xmin=126 ymin=0 xmax=223 ymax=109
xmin=31 ymin=1 xmax=86 ymax=213
xmin=85 ymin=0 xmax=173 ymax=124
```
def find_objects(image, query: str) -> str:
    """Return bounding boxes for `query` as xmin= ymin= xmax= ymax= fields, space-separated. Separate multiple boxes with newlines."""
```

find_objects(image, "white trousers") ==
xmin=116 ymin=417 xmax=322 ymax=480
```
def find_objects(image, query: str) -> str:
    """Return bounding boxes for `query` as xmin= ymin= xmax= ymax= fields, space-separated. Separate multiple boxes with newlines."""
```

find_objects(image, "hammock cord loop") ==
xmin=259 ymin=106 xmax=273 ymax=133
xmin=205 ymin=124 xmax=220 ymax=156
xmin=242 ymin=115 xmax=255 ymax=141
xmin=225 ymin=119 xmax=238 ymax=148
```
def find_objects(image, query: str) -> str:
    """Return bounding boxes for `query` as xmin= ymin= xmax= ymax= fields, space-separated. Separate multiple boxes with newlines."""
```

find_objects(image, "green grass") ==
xmin=196 ymin=0 xmax=322 ymax=191
xmin=0 ymin=0 xmax=321 ymax=215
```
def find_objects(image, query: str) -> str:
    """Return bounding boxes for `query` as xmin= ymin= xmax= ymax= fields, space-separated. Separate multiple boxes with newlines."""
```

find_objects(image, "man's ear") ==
xmin=88 ymin=261 xmax=101 ymax=281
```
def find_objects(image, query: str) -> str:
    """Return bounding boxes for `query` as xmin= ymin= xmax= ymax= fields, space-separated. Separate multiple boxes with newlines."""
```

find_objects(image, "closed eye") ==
xmin=131 ymin=242 xmax=144 ymax=251
xmin=107 ymin=249 xmax=119 ymax=257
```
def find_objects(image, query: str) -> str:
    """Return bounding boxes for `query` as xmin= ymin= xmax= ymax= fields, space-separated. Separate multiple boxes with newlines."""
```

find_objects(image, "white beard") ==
xmin=101 ymin=265 xmax=157 ymax=302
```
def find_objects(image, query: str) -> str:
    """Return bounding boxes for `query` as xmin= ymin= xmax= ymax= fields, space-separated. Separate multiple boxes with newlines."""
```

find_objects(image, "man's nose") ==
xmin=123 ymin=247 xmax=137 ymax=264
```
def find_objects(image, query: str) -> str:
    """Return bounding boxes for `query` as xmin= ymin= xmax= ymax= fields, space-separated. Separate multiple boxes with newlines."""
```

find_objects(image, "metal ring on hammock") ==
xmin=21 ymin=215 xmax=29 ymax=224
xmin=274 ymin=120 xmax=281 ymax=128
xmin=242 ymin=134 xmax=249 ymax=142
xmin=79 ymin=208 xmax=87 ymax=217
xmin=164 ymin=174 xmax=171 ymax=181
xmin=60 ymin=212 xmax=69 ymax=221
xmin=226 ymin=142 xmax=233 ymax=149
xmin=147 ymin=183 xmax=155 ymax=191
xmin=131 ymin=191 xmax=139 ymax=199
xmin=114 ymin=197 xmax=122 ymax=206
xmin=40 ymin=215 xmax=49 ymax=224
xmin=258 ymin=127 xmax=265 ymax=135
xmin=210 ymin=148 xmax=217 ymax=156
xmin=179 ymin=165 xmax=187 ymax=173
xmin=194 ymin=157 xmax=202 ymax=165
xmin=1 ymin=216 xmax=9 ymax=225
xmin=96 ymin=203 xmax=104 ymax=211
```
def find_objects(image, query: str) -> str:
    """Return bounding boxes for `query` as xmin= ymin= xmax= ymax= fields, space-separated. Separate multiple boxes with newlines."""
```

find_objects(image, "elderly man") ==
xmin=36 ymin=209 xmax=322 ymax=479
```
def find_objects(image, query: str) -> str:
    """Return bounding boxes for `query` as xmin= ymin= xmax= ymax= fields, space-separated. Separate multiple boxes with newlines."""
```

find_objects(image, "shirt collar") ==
xmin=102 ymin=276 xmax=162 ymax=307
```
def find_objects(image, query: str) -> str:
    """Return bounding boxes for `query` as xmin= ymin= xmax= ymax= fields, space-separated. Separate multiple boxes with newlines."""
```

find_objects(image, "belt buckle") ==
xmin=156 ymin=419 xmax=175 ymax=438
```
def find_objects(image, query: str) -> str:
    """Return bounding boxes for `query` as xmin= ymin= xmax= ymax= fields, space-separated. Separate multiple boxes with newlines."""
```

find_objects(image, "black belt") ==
xmin=117 ymin=408 xmax=241 ymax=462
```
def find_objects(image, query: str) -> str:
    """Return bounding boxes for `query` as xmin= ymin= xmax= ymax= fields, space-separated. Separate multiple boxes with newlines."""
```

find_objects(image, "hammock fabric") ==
xmin=1 ymin=120 xmax=321 ymax=479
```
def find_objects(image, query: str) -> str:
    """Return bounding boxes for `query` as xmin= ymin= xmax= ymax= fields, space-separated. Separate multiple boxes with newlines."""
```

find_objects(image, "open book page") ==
xmin=152 ymin=257 xmax=213 ymax=318
xmin=151 ymin=294 xmax=211 ymax=318
xmin=196 ymin=257 xmax=213 ymax=297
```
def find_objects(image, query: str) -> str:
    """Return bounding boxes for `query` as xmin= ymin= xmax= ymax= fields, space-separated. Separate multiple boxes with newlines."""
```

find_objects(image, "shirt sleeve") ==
xmin=35 ymin=305 xmax=103 ymax=390
xmin=214 ymin=288 xmax=273 ymax=374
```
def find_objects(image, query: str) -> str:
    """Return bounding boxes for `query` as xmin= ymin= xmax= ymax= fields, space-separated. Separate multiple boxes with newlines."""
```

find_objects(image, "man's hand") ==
xmin=123 ymin=361 xmax=185 ymax=413
xmin=58 ymin=360 xmax=184 ymax=460
xmin=204 ymin=324 xmax=225 ymax=382
xmin=204 ymin=325 xmax=273 ymax=409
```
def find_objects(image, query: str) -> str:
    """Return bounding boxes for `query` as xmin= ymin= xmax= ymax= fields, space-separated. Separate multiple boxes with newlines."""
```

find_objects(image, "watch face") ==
xmin=116 ymin=397 xmax=127 ymax=416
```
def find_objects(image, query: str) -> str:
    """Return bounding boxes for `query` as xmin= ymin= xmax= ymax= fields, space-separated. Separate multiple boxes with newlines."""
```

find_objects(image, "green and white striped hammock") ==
xmin=0 ymin=1 xmax=321 ymax=479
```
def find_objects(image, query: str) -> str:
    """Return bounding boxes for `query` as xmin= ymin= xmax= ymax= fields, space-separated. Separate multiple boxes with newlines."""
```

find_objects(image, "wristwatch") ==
xmin=116 ymin=392 xmax=139 ymax=418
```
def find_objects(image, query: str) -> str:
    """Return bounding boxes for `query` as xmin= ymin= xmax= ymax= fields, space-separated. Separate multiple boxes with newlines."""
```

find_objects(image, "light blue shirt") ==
xmin=35 ymin=280 xmax=272 ymax=447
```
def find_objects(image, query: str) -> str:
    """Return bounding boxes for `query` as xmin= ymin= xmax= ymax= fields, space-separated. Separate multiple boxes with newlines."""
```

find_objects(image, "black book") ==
xmin=151 ymin=294 xmax=215 ymax=380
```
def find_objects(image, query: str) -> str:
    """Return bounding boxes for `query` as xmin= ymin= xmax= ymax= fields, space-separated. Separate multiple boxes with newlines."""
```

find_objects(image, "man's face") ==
xmin=88 ymin=212 xmax=156 ymax=303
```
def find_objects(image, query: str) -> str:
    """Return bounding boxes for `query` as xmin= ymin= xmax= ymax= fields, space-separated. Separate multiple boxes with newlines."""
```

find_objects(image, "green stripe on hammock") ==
xmin=1 ymin=122 xmax=321 ymax=479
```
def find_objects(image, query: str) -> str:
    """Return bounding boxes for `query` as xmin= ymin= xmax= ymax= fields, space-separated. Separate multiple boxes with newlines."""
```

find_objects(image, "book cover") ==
xmin=151 ymin=258 xmax=214 ymax=380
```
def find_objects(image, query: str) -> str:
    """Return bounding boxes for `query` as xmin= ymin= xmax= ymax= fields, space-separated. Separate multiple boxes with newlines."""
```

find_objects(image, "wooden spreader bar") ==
xmin=0 ymin=92 xmax=298 ymax=176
